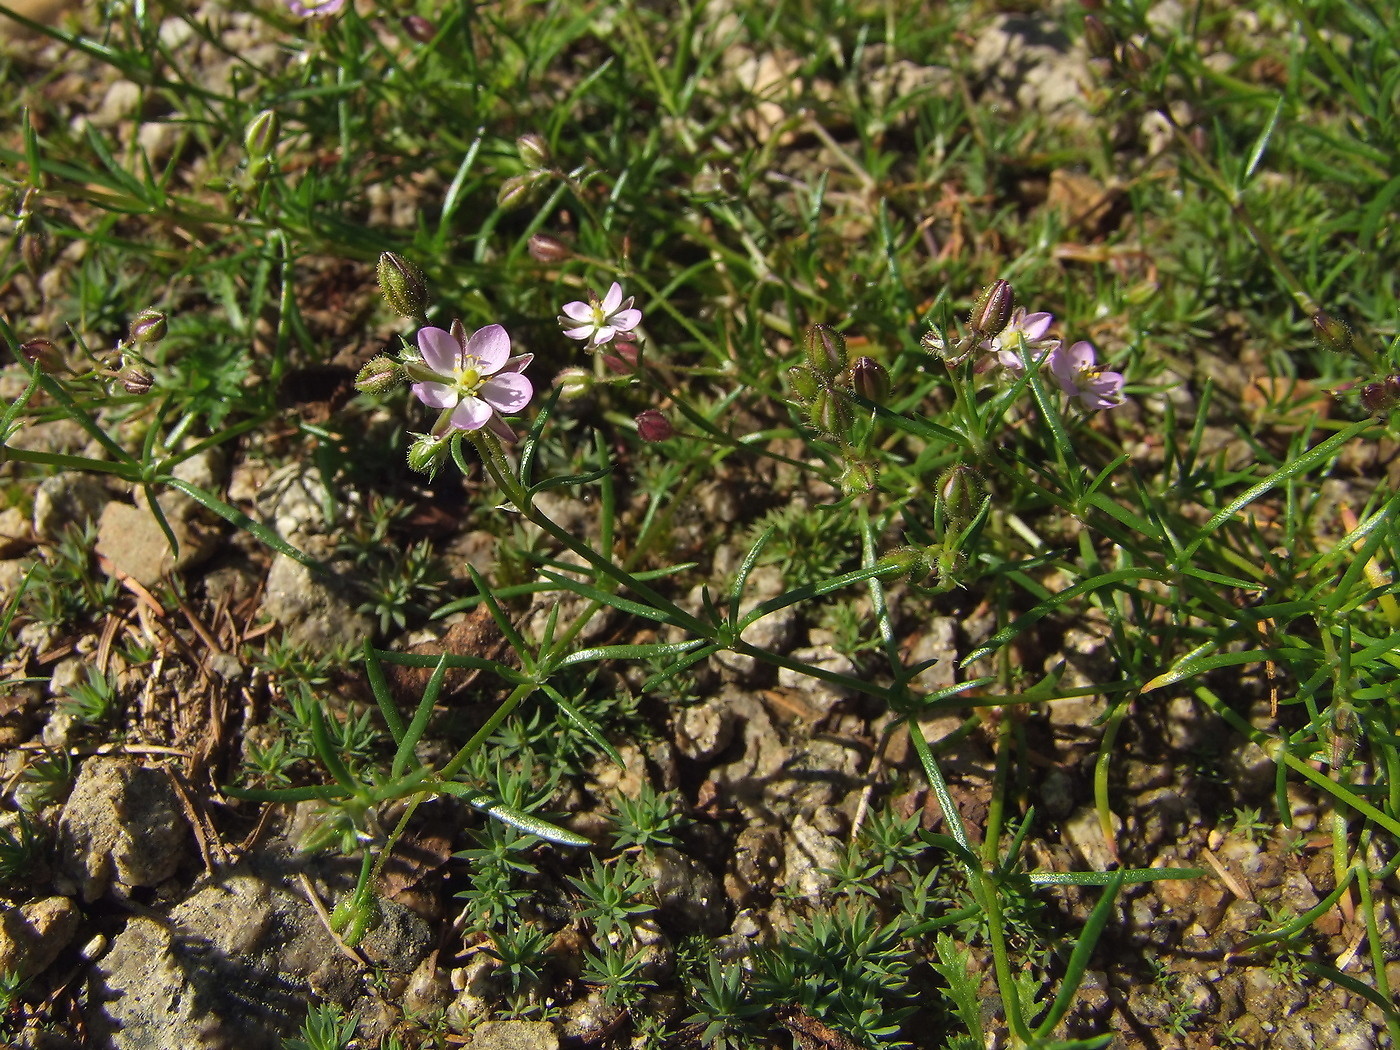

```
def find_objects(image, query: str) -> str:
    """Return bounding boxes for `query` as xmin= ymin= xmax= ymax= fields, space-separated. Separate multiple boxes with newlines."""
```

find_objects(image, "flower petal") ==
xmin=465 ymin=324 xmax=511 ymax=372
xmin=411 ymin=380 xmax=458 ymax=410
xmin=562 ymin=324 xmax=596 ymax=341
xmin=591 ymin=326 xmax=617 ymax=346
xmin=1066 ymin=340 xmax=1096 ymax=368
xmin=502 ymin=353 xmax=534 ymax=374
xmin=599 ymin=283 xmax=623 ymax=314
xmin=449 ymin=396 xmax=493 ymax=431
xmin=481 ymin=372 xmax=533 ymax=414
xmin=561 ymin=301 xmax=593 ymax=323
xmin=417 ymin=327 xmax=459 ymax=372
xmin=610 ymin=308 xmax=642 ymax=331
xmin=1022 ymin=312 xmax=1053 ymax=341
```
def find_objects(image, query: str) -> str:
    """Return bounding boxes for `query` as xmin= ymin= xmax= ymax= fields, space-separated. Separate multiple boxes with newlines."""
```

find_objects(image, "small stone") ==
xmin=92 ymin=79 xmax=142 ymax=127
xmin=470 ymin=1019 xmax=559 ymax=1050
xmin=674 ymin=698 xmax=736 ymax=761
xmin=776 ymin=644 xmax=857 ymax=715
xmin=57 ymin=759 xmax=189 ymax=902
xmin=0 ymin=896 xmax=80 ymax=980
xmin=32 ymin=473 xmax=110 ymax=541
xmin=638 ymin=847 xmax=726 ymax=936
xmin=261 ymin=549 xmax=374 ymax=656
xmin=781 ymin=812 xmax=843 ymax=900
xmin=0 ymin=506 xmax=33 ymax=557
xmin=95 ymin=499 xmax=220 ymax=588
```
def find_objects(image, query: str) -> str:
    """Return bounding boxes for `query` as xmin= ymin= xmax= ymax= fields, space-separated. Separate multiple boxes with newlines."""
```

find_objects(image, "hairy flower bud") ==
xmin=787 ymin=365 xmax=823 ymax=404
xmin=635 ymin=409 xmax=674 ymax=442
xmin=554 ymin=367 xmax=593 ymax=399
xmin=355 ymin=355 xmax=403 ymax=395
xmin=807 ymin=389 xmax=853 ymax=436
xmin=377 ymin=252 xmax=429 ymax=320
xmin=804 ymin=323 xmax=847 ymax=379
xmin=528 ymin=233 xmax=571 ymax=263
xmin=936 ymin=464 xmax=986 ymax=531
xmin=406 ymin=433 xmax=449 ymax=476
xmin=1312 ymin=311 xmax=1353 ymax=356
xmin=1118 ymin=40 xmax=1150 ymax=78
xmin=516 ymin=133 xmax=550 ymax=171
xmin=839 ymin=457 xmax=879 ymax=496
xmin=877 ymin=545 xmax=930 ymax=582
xmin=967 ymin=279 xmax=1014 ymax=339
xmin=243 ymin=109 xmax=280 ymax=160
xmin=850 ymin=356 xmax=890 ymax=404
xmin=129 ymin=308 xmax=167 ymax=345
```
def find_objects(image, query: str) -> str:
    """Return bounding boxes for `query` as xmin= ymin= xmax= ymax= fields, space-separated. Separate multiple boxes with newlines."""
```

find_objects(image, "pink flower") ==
xmin=985 ymin=308 xmax=1059 ymax=374
xmin=559 ymin=282 xmax=642 ymax=349
xmin=407 ymin=322 xmax=533 ymax=439
xmin=1048 ymin=340 xmax=1125 ymax=410
xmin=287 ymin=0 xmax=345 ymax=15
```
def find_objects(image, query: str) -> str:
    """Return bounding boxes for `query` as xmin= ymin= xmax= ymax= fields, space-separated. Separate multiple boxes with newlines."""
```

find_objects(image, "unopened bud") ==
xmin=878 ymin=545 xmax=930 ymax=582
xmin=787 ymin=365 xmax=823 ymax=404
xmin=635 ymin=409 xmax=674 ymax=442
xmin=839 ymin=457 xmax=879 ymax=496
xmin=129 ymin=309 xmax=167 ymax=345
xmin=804 ymin=324 xmax=847 ymax=379
xmin=691 ymin=166 xmax=738 ymax=199
xmin=1118 ymin=41 xmax=1150 ymax=77
xmin=601 ymin=340 xmax=640 ymax=374
xmin=20 ymin=226 xmax=49 ymax=276
xmin=808 ymin=389 xmax=853 ymax=436
xmin=406 ymin=433 xmax=449 ymax=476
xmin=400 ymin=14 xmax=436 ymax=42
xmin=1312 ymin=311 xmax=1352 ymax=356
xmin=377 ymin=252 xmax=429 ymax=320
xmin=936 ymin=464 xmax=986 ymax=530
xmin=355 ymin=355 xmax=403 ymax=395
xmin=18 ymin=339 xmax=64 ymax=373
xmin=243 ymin=109 xmax=280 ymax=159
xmin=849 ymin=357 xmax=890 ymax=403
xmin=1359 ymin=375 xmax=1400 ymax=416
xmin=1083 ymin=15 xmax=1116 ymax=61
xmin=968 ymin=280 xmax=1013 ymax=338
xmin=555 ymin=367 xmax=593 ymax=399
xmin=496 ymin=174 xmax=533 ymax=210
xmin=516 ymin=133 xmax=550 ymax=171
xmin=120 ymin=369 xmax=154 ymax=395
xmin=528 ymin=234 xmax=571 ymax=263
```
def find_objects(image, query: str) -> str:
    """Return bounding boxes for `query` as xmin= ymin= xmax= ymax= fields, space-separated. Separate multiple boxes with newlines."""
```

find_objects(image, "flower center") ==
xmin=1077 ymin=364 xmax=1104 ymax=385
xmin=453 ymin=360 xmax=484 ymax=398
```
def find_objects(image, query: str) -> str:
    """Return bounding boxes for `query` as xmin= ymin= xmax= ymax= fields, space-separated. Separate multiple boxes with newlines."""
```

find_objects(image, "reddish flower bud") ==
xmin=1359 ymin=375 xmax=1400 ymax=416
xmin=528 ymin=234 xmax=571 ymax=263
xmin=1083 ymin=15 xmax=1116 ymax=61
xmin=401 ymin=14 xmax=436 ymax=42
xmin=849 ymin=356 xmax=890 ymax=403
xmin=18 ymin=339 xmax=64 ymax=373
xmin=129 ymin=308 xmax=167 ymax=345
xmin=635 ymin=409 xmax=674 ymax=442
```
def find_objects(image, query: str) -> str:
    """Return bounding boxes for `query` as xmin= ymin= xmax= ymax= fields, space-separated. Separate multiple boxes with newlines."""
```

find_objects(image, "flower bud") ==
xmin=804 ymin=323 xmax=847 ymax=379
xmin=516 ymin=133 xmax=550 ymax=171
xmin=401 ymin=14 xmax=436 ymax=42
xmin=602 ymin=339 xmax=640 ymax=374
xmin=635 ymin=409 xmax=674 ymax=442
xmin=528 ymin=233 xmax=571 ymax=263
xmin=554 ymin=367 xmax=593 ymax=399
xmin=936 ymin=464 xmax=986 ymax=531
xmin=243 ymin=109 xmax=280 ymax=160
xmin=807 ymin=389 xmax=852 ymax=436
xmin=1118 ymin=41 xmax=1150 ymax=78
xmin=839 ymin=457 xmax=879 ymax=496
xmin=128 ymin=308 xmax=167 ymax=345
xmin=1312 ymin=311 xmax=1352 ymax=356
xmin=849 ymin=356 xmax=890 ymax=403
xmin=1359 ymin=375 xmax=1400 ymax=416
xmin=1083 ymin=15 xmax=1116 ymax=61
xmin=355 ymin=355 xmax=403 ymax=394
xmin=20 ymin=226 xmax=49 ymax=276
xmin=787 ymin=365 xmax=823 ymax=403
xmin=406 ymin=433 xmax=449 ymax=476
xmin=377 ymin=252 xmax=429 ymax=320
xmin=967 ymin=279 xmax=1013 ymax=338
xmin=877 ymin=545 xmax=930 ymax=581
xmin=120 ymin=369 xmax=154 ymax=395
xmin=18 ymin=339 xmax=64 ymax=373
xmin=496 ymin=174 xmax=533 ymax=210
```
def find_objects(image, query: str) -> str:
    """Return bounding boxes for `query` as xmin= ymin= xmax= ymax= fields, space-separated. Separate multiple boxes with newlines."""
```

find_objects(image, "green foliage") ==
xmin=57 ymin=665 xmax=120 ymax=725
xmin=567 ymin=852 xmax=656 ymax=945
xmin=611 ymin=784 xmax=688 ymax=854
xmin=282 ymin=1004 xmax=356 ymax=1050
